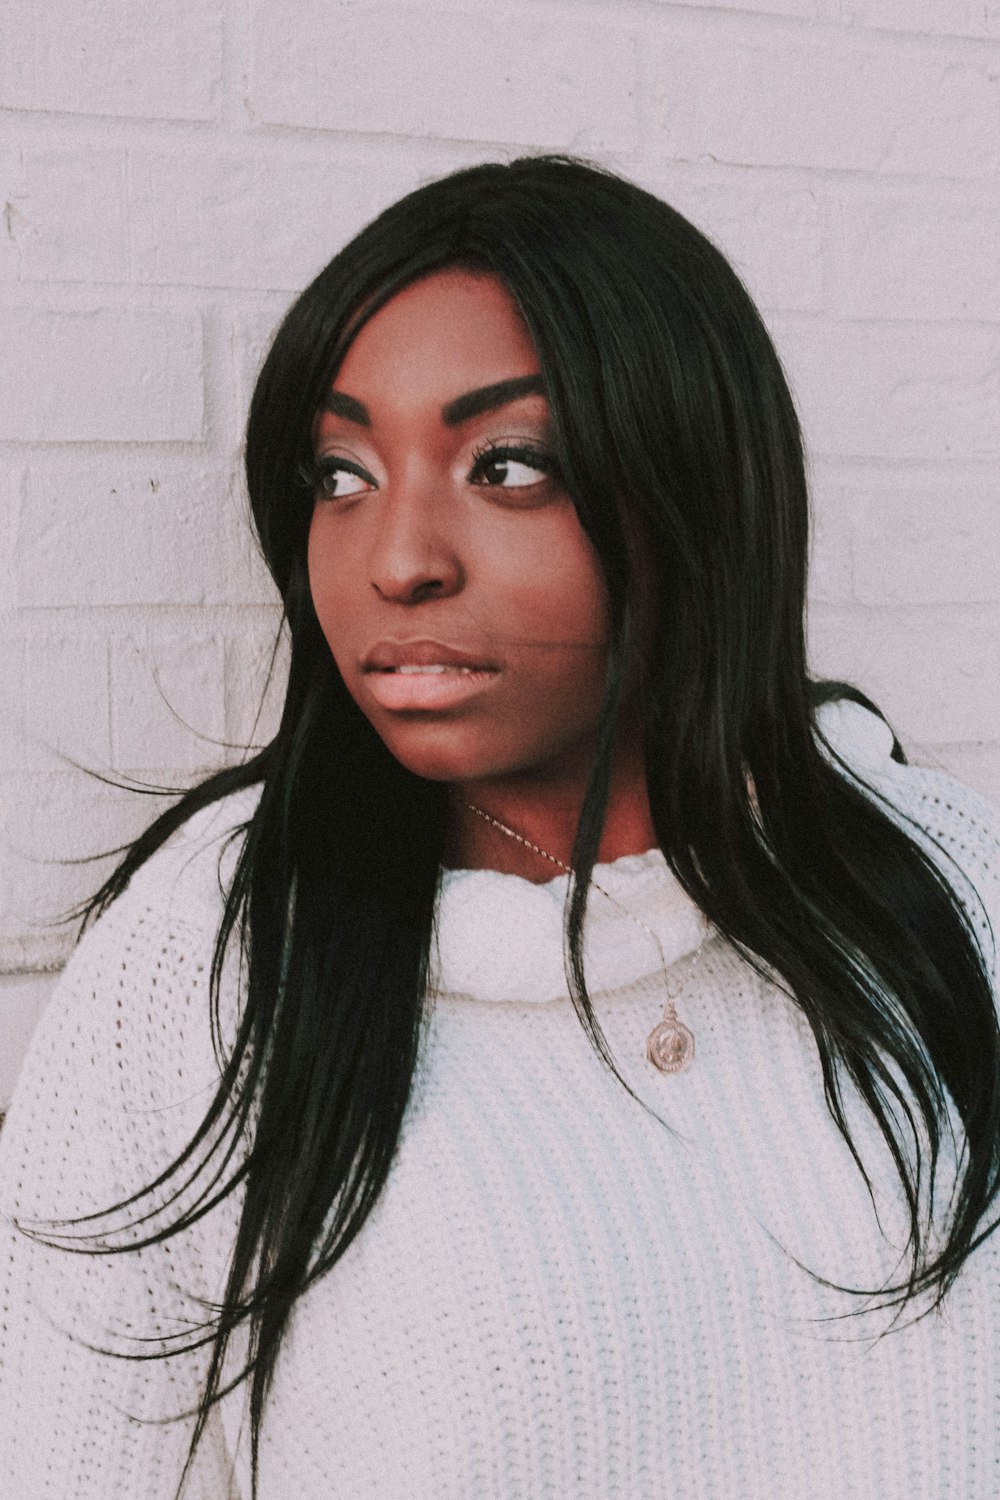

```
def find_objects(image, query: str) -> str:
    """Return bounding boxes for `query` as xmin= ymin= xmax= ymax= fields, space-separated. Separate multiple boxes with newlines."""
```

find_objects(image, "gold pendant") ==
xmin=646 ymin=1011 xmax=695 ymax=1073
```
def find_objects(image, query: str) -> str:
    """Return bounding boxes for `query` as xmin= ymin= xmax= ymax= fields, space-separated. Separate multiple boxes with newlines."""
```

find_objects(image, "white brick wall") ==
xmin=249 ymin=5 xmax=640 ymax=150
xmin=0 ymin=307 xmax=205 ymax=440
xmin=2 ymin=0 xmax=999 ymax=1103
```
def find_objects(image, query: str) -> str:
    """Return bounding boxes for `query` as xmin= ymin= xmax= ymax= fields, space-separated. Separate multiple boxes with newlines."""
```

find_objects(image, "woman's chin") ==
xmin=375 ymin=725 xmax=507 ymax=785
xmin=374 ymin=720 xmax=599 ymax=792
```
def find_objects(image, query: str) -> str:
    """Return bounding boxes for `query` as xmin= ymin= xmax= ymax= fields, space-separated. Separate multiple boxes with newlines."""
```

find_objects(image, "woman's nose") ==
xmin=368 ymin=486 xmax=464 ymax=605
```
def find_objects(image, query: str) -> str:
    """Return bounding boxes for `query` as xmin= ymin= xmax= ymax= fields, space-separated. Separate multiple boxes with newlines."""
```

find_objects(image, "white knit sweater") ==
xmin=2 ymin=700 xmax=1000 ymax=1499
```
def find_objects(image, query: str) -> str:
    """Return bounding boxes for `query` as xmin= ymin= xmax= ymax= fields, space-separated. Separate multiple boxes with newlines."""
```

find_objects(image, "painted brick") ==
xmin=773 ymin=317 xmax=1000 ymax=460
xmin=647 ymin=175 xmax=822 ymax=312
xmin=0 ymin=307 xmax=204 ymax=442
xmin=214 ymin=473 xmax=284 ymax=607
xmin=0 ymin=464 xmax=17 ymax=604
xmin=807 ymin=480 xmax=855 ymax=606
xmin=111 ymin=633 xmax=227 ymax=774
xmin=924 ymin=741 xmax=1000 ymax=810
xmin=0 ymin=146 xmax=127 ymax=283
xmin=0 ymin=770 xmax=175 ymax=974
xmin=649 ymin=29 xmax=999 ymax=177
xmin=19 ymin=635 xmax=113 ymax=768
xmin=827 ymin=192 xmax=1000 ymax=322
xmin=656 ymin=0 xmax=817 ymax=14
xmin=0 ymin=973 xmax=55 ymax=1109
xmin=841 ymin=0 xmax=1000 ymax=40
xmin=250 ymin=3 xmax=638 ymax=152
xmin=233 ymin=309 xmax=285 ymax=429
xmin=850 ymin=490 xmax=1000 ymax=606
xmin=0 ymin=634 xmax=26 ymax=773
xmin=15 ymin=462 xmax=257 ymax=608
xmin=224 ymin=618 xmax=290 ymax=750
xmin=130 ymin=150 xmax=387 ymax=292
xmin=808 ymin=608 xmax=1000 ymax=742
xmin=0 ymin=172 xmax=22 ymax=281
xmin=224 ymin=497 xmax=284 ymax=609
xmin=0 ymin=0 xmax=222 ymax=120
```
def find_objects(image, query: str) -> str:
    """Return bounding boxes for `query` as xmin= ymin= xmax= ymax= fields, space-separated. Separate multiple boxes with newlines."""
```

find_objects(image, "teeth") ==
xmin=393 ymin=664 xmax=475 ymax=674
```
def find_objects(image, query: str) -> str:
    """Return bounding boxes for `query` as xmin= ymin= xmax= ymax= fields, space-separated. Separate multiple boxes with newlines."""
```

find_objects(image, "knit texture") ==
xmin=2 ymin=699 xmax=999 ymax=1498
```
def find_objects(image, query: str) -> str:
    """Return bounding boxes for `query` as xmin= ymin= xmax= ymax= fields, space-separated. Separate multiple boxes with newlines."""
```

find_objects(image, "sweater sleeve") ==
xmin=0 ymin=816 xmax=250 ymax=1498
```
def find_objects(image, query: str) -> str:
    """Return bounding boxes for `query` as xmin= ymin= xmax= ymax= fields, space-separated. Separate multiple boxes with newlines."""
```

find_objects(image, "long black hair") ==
xmin=36 ymin=154 xmax=1000 ymax=1496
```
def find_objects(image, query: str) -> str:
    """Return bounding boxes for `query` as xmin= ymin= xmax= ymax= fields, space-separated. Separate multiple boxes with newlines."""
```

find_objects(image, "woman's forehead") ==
xmin=324 ymin=270 xmax=546 ymax=428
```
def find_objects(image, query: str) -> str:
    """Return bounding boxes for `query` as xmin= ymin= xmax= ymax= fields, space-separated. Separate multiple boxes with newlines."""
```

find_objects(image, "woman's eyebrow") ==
xmin=441 ymin=375 xmax=546 ymax=426
xmin=321 ymin=374 xmax=547 ymax=429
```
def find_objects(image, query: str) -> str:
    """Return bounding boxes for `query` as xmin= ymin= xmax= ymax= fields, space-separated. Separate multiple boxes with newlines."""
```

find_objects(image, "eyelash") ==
xmin=300 ymin=441 xmax=559 ymax=500
xmin=299 ymin=455 xmax=371 ymax=499
xmin=468 ymin=440 xmax=559 ymax=486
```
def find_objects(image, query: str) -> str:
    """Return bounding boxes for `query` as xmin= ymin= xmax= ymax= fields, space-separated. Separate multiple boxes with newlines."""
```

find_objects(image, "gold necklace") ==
xmin=462 ymin=801 xmax=706 ymax=1074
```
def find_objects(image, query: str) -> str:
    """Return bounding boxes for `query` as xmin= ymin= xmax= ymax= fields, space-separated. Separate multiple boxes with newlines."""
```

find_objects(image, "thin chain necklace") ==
xmin=463 ymin=801 xmax=707 ymax=1074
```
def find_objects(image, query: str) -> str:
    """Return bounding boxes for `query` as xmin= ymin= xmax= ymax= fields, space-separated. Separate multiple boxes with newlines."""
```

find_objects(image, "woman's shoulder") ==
xmin=3 ymin=784 xmax=263 ymax=1144
xmin=117 ymin=780 xmax=264 ymax=930
xmin=77 ymin=779 xmax=263 ymax=1026
xmin=815 ymin=697 xmax=1000 ymax=980
xmin=815 ymin=697 xmax=1000 ymax=862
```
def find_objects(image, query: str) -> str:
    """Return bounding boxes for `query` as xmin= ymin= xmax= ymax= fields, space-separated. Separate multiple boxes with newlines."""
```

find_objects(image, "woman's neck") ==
xmin=442 ymin=732 xmax=657 ymax=882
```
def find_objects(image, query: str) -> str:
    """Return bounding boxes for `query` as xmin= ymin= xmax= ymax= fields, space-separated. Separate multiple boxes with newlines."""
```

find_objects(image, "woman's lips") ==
xmin=363 ymin=638 xmax=499 ymax=672
xmin=363 ymin=663 xmax=500 ymax=712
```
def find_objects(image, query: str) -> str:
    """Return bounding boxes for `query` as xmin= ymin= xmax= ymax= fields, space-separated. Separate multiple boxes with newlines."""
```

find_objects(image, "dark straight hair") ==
xmin=34 ymin=155 xmax=999 ymax=1497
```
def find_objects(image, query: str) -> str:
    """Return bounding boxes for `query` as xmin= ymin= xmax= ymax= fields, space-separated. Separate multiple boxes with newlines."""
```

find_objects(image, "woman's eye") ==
xmin=310 ymin=458 xmax=374 ymax=500
xmin=469 ymin=445 xmax=556 ymax=490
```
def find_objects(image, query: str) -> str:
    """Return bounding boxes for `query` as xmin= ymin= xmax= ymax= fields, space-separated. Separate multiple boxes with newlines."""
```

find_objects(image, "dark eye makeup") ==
xmin=299 ymin=454 xmax=374 ymax=501
xmin=300 ymin=440 xmax=561 ymax=502
xmin=467 ymin=441 xmax=560 ymax=488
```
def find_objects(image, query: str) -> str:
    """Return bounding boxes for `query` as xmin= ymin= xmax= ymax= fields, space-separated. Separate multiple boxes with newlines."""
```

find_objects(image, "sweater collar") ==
xmin=430 ymin=846 xmax=713 ymax=1003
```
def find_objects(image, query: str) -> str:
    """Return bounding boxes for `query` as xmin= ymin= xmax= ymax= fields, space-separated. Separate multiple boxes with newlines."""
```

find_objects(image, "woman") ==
xmin=1 ymin=154 xmax=998 ymax=1499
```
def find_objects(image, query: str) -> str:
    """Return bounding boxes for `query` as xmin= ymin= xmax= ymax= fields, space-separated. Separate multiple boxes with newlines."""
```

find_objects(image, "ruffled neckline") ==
xmin=427 ymin=698 xmax=896 ymax=1004
xmin=431 ymin=844 xmax=713 ymax=1004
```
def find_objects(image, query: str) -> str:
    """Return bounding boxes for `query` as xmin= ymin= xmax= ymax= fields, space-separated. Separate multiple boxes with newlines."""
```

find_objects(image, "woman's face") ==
xmin=307 ymin=268 xmax=612 ymax=787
